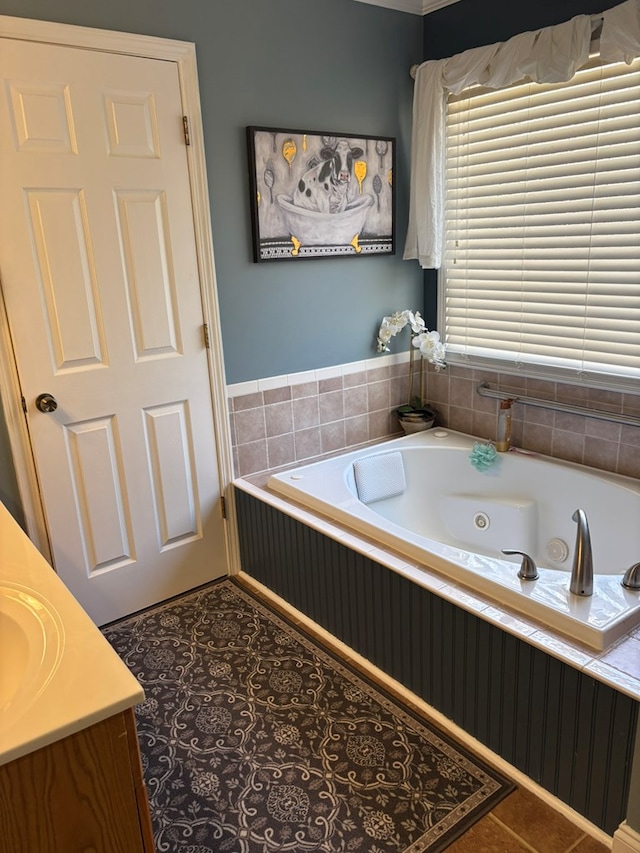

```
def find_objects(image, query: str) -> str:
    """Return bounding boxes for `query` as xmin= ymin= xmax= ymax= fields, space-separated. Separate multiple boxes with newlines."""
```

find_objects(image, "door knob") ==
xmin=35 ymin=393 xmax=58 ymax=413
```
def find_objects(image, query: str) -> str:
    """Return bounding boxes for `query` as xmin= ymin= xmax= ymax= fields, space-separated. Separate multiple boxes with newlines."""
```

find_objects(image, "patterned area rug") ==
xmin=104 ymin=579 xmax=514 ymax=853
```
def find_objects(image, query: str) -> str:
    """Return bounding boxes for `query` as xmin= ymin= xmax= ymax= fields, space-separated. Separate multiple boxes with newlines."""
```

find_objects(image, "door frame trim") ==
xmin=0 ymin=15 xmax=239 ymax=572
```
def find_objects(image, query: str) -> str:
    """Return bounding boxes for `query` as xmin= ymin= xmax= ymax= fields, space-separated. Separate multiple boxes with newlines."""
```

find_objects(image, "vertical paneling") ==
xmin=540 ymin=657 xmax=563 ymax=794
xmin=501 ymin=633 xmax=519 ymax=766
xmin=556 ymin=666 xmax=581 ymax=807
xmin=527 ymin=651 xmax=549 ymax=785
xmin=472 ymin=619 xmax=491 ymax=746
xmin=235 ymin=491 xmax=638 ymax=836
xmin=604 ymin=695 xmax=638 ymax=833
xmin=572 ymin=676 xmax=598 ymax=820
xmin=487 ymin=631 xmax=505 ymax=757
xmin=462 ymin=611 xmax=478 ymax=736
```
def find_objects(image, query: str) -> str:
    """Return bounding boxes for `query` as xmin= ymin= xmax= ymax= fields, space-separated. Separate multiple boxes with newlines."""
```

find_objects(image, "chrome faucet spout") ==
xmin=570 ymin=509 xmax=593 ymax=596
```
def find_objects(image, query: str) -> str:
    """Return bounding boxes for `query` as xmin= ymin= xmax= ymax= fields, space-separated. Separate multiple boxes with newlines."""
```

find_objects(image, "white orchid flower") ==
xmin=412 ymin=329 xmax=439 ymax=348
xmin=406 ymin=310 xmax=426 ymax=334
xmin=388 ymin=311 xmax=408 ymax=333
xmin=376 ymin=309 xmax=445 ymax=367
xmin=376 ymin=323 xmax=394 ymax=352
xmin=412 ymin=330 xmax=446 ymax=368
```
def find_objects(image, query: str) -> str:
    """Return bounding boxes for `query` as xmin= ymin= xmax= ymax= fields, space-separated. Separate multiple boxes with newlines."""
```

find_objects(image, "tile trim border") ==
xmin=227 ymin=351 xmax=409 ymax=398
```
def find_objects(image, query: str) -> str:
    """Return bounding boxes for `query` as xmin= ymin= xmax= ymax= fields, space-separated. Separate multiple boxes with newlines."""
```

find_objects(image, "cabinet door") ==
xmin=124 ymin=707 xmax=157 ymax=853
xmin=0 ymin=710 xmax=154 ymax=852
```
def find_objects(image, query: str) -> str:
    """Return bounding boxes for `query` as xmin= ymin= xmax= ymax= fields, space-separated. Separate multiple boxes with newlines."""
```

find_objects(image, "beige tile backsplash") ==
xmin=229 ymin=359 xmax=640 ymax=480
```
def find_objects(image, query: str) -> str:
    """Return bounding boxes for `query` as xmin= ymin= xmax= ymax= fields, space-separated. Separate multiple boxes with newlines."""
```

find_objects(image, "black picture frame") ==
xmin=247 ymin=126 xmax=395 ymax=262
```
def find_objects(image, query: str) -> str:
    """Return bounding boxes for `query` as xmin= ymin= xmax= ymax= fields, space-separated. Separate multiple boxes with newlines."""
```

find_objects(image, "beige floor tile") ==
xmin=491 ymin=788 xmax=584 ymax=853
xmin=569 ymin=834 xmax=610 ymax=853
xmin=447 ymin=815 xmax=532 ymax=852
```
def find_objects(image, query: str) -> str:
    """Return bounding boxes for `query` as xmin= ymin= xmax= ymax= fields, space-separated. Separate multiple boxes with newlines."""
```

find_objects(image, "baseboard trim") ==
xmin=613 ymin=823 xmax=640 ymax=853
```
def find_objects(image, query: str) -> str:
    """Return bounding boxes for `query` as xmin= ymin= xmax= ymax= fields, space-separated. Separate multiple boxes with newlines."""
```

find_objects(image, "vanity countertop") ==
xmin=0 ymin=503 xmax=144 ymax=766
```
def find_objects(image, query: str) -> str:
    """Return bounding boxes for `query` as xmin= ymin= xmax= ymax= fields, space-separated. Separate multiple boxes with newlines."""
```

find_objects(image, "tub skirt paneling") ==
xmin=235 ymin=489 xmax=638 ymax=836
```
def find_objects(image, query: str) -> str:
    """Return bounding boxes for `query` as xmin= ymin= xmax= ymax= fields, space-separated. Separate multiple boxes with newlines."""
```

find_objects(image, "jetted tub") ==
xmin=268 ymin=429 xmax=640 ymax=649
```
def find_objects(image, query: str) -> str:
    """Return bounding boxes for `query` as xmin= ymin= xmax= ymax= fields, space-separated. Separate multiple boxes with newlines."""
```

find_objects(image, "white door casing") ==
xmin=0 ymin=18 xmax=237 ymax=624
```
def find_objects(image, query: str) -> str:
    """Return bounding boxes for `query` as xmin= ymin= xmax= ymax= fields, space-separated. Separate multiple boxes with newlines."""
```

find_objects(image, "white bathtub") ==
xmin=268 ymin=429 xmax=640 ymax=649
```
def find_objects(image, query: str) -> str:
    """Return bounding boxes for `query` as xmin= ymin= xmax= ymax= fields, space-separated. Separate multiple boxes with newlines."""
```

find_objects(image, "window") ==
xmin=441 ymin=55 xmax=640 ymax=389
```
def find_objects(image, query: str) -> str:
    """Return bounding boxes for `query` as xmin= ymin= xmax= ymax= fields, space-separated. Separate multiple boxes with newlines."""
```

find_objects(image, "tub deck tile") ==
xmin=441 ymin=583 xmax=491 ymax=615
xmin=596 ymin=634 xmax=640 ymax=680
xmin=584 ymin=658 xmax=640 ymax=701
xmin=483 ymin=606 xmax=539 ymax=638
xmin=528 ymin=631 xmax=595 ymax=669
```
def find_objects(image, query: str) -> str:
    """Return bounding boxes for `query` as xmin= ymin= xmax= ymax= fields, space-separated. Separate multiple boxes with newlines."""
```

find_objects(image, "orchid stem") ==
xmin=408 ymin=336 xmax=415 ymax=405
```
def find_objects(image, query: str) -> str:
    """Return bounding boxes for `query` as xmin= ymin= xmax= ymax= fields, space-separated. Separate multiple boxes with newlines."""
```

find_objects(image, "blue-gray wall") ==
xmin=422 ymin=0 xmax=626 ymax=58
xmin=0 ymin=0 xmax=424 ymax=385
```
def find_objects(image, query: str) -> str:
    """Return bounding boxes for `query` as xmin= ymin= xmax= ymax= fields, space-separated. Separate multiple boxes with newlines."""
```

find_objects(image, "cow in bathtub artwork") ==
xmin=293 ymin=139 xmax=363 ymax=215
xmin=247 ymin=127 xmax=395 ymax=261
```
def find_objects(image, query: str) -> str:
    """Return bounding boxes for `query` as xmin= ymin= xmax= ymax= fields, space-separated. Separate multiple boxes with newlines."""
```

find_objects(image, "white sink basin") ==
xmin=0 ymin=584 xmax=64 ymax=722
xmin=0 ymin=503 xmax=144 ymax=767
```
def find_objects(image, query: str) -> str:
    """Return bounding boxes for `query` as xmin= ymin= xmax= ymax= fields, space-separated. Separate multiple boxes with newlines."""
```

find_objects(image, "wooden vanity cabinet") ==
xmin=0 ymin=707 xmax=155 ymax=852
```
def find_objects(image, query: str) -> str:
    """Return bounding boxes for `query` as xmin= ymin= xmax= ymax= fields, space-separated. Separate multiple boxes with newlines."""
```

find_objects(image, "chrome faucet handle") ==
xmin=622 ymin=563 xmax=640 ymax=591
xmin=502 ymin=549 xmax=539 ymax=580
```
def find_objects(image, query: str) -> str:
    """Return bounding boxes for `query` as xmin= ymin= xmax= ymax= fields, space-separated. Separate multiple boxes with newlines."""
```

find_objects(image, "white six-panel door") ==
xmin=0 ymin=36 xmax=228 ymax=624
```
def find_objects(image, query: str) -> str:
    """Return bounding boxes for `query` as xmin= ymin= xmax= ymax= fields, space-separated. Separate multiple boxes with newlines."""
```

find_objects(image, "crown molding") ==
xmin=354 ymin=0 xmax=462 ymax=15
xmin=421 ymin=0 xmax=463 ymax=12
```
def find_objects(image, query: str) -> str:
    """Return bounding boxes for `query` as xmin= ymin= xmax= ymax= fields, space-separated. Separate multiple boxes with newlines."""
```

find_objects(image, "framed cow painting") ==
xmin=247 ymin=126 xmax=395 ymax=262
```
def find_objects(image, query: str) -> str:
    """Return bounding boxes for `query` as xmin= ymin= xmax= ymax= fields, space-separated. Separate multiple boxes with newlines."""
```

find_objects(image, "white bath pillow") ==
xmin=353 ymin=451 xmax=406 ymax=504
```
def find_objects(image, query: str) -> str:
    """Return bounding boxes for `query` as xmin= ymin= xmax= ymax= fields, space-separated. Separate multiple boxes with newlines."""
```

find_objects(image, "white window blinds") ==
xmin=442 ymin=55 xmax=640 ymax=386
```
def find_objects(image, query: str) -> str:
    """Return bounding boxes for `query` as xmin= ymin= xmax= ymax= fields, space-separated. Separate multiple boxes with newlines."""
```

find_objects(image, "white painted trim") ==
xmin=0 ymin=291 xmax=51 ymax=557
xmin=353 ymin=0 xmax=462 ymax=16
xmin=226 ymin=351 xmax=410 ymax=398
xmin=257 ymin=375 xmax=286 ymax=392
xmin=0 ymin=15 xmax=193 ymax=57
xmin=354 ymin=0 xmax=423 ymax=14
xmin=0 ymin=15 xmax=237 ymax=572
xmin=238 ymin=570 xmax=614 ymax=848
xmin=315 ymin=365 xmax=343 ymax=381
xmin=421 ymin=0 xmax=463 ymax=13
xmin=613 ymin=823 xmax=640 ymax=853
xmin=174 ymin=44 xmax=240 ymax=575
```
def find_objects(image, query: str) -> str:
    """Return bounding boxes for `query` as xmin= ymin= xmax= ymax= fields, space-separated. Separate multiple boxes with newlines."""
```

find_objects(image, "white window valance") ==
xmin=404 ymin=0 xmax=640 ymax=270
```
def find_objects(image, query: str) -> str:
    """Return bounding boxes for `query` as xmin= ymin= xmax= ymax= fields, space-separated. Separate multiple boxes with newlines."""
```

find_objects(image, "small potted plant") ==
xmin=377 ymin=309 xmax=446 ymax=434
